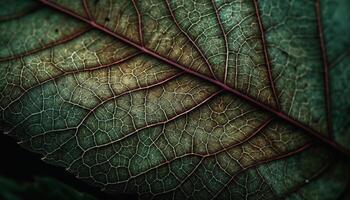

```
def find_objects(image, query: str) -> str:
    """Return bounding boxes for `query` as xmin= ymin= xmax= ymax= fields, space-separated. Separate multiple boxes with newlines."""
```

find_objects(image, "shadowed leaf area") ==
xmin=0 ymin=0 xmax=349 ymax=199
xmin=0 ymin=176 xmax=96 ymax=200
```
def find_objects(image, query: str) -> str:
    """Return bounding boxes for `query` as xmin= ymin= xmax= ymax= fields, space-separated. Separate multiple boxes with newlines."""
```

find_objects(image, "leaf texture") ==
xmin=0 ymin=176 xmax=97 ymax=200
xmin=0 ymin=0 xmax=349 ymax=199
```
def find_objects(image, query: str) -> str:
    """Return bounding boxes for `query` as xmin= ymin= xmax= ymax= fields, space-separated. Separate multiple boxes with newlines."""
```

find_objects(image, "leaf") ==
xmin=0 ymin=0 xmax=349 ymax=199
xmin=0 ymin=176 xmax=97 ymax=200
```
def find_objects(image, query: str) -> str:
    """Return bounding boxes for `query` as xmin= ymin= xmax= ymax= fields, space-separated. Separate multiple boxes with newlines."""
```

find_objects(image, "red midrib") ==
xmin=252 ymin=0 xmax=281 ymax=110
xmin=38 ymin=0 xmax=350 ymax=157
xmin=315 ymin=0 xmax=333 ymax=139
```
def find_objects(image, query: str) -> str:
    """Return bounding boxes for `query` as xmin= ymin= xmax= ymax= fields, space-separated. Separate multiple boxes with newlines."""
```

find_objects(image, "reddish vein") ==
xmin=2 ymin=52 xmax=141 ymax=112
xmin=45 ymin=71 xmax=188 ymax=159
xmin=205 ymin=117 xmax=274 ymax=156
xmin=82 ymin=0 xmax=92 ymax=19
xmin=0 ymin=27 xmax=91 ymax=62
xmin=37 ymin=0 xmax=350 ymax=157
xmin=330 ymin=48 xmax=350 ymax=68
xmin=131 ymin=0 xmax=144 ymax=46
xmin=82 ymin=89 xmax=223 ymax=152
xmin=252 ymin=0 xmax=280 ymax=110
xmin=316 ymin=0 xmax=333 ymax=138
xmin=106 ymin=117 xmax=273 ymax=186
xmin=280 ymin=162 xmax=332 ymax=198
xmin=164 ymin=0 xmax=218 ymax=80
xmin=210 ymin=0 xmax=229 ymax=84
xmin=211 ymin=143 xmax=313 ymax=199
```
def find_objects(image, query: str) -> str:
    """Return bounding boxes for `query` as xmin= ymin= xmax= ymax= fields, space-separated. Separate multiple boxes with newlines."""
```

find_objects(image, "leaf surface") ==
xmin=0 ymin=0 xmax=349 ymax=199
xmin=0 ymin=176 xmax=97 ymax=200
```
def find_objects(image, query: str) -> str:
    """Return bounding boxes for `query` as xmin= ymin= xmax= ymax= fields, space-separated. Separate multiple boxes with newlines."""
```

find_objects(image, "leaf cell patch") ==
xmin=0 ymin=0 xmax=350 ymax=199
